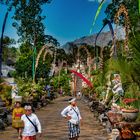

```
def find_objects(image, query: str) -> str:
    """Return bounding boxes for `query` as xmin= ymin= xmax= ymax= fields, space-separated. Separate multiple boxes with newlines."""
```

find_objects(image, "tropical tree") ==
xmin=65 ymin=43 xmax=78 ymax=66
xmin=15 ymin=42 xmax=32 ymax=78
xmin=51 ymin=68 xmax=71 ymax=94
xmin=105 ymin=0 xmax=139 ymax=31
xmin=12 ymin=0 xmax=51 ymax=45
xmin=0 ymin=0 xmax=51 ymax=78
xmin=11 ymin=0 xmax=52 ymax=81
xmin=0 ymin=36 xmax=17 ymax=65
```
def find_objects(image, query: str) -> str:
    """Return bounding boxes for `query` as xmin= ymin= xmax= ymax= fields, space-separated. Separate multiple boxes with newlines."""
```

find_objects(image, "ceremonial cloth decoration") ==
xmin=70 ymin=70 xmax=93 ymax=88
xmin=32 ymin=47 xmax=36 ymax=80
xmin=95 ymin=19 xmax=116 ymax=57
xmin=90 ymin=0 xmax=105 ymax=34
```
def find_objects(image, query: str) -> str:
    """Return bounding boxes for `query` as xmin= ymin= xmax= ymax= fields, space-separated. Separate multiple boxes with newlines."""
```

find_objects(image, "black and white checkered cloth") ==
xmin=68 ymin=121 xmax=80 ymax=138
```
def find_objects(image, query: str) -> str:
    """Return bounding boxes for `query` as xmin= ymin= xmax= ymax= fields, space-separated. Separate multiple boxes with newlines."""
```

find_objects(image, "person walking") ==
xmin=20 ymin=105 xmax=42 ymax=140
xmin=76 ymin=91 xmax=82 ymax=100
xmin=61 ymin=98 xmax=82 ymax=140
xmin=12 ymin=101 xmax=25 ymax=140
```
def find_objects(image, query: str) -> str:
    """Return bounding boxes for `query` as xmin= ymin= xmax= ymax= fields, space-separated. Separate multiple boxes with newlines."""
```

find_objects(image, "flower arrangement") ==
xmin=123 ymin=98 xmax=138 ymax=104
xmin=121 ymin=98 xmax=139 ymax=112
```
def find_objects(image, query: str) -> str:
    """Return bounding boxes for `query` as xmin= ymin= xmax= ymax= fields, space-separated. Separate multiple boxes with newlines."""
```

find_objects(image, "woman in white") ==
xmin=61 ymin=98 xmax=82 ymax=140
xmin=20 ymin=105 xmax=42 ymax=140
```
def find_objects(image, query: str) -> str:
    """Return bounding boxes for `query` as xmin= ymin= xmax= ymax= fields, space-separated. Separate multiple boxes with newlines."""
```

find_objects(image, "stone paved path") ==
xmin=0 ymin=96 xmax=108 ymax=140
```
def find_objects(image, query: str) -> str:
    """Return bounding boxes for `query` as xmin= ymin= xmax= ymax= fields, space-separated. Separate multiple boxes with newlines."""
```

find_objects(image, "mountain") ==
xmin=63 ymin=28 xmax=125 ymax=51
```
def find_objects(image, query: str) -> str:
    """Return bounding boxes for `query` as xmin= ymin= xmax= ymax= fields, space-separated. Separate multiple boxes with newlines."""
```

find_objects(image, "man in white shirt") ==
xmin=61 ymin=98 xmax=82 ymax=140
xmin=20 ymin=105 xmax=42 ymax=140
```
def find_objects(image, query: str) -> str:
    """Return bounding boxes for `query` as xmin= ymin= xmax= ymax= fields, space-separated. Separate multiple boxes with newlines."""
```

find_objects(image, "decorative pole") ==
xmin=114 ymin=4 xmax=130 ymax=56
xmin=0 ymin=10 xmax=9 ymax=78
xmin=58 ymin=61 xmax=63 ymax=89
xmin=73 ymin=74 xmax=77 ymax=97
xmin=32 ymin=47 xmax=36 ymax=83
xmin=33 ymin=31 xmax=37 ymax=83
xmin=99 ymin=47 xmax=104 ymax=72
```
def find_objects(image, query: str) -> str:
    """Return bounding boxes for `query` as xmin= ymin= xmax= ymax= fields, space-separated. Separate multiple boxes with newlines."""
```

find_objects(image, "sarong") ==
xmin=68 ymin=121 xmax=80 ymax=138
xmin=22 ymin=135 xmax=36 ymax=140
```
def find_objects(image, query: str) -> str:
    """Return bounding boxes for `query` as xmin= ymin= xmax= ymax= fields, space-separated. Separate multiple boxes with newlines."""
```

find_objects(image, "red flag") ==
xmin=70 ymin=70 xmax=93 ymax=88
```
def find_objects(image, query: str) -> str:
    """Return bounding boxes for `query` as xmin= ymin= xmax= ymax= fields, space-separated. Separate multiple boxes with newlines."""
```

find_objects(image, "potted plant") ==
xmin=121 ymin=98 xmax=139 ymax=121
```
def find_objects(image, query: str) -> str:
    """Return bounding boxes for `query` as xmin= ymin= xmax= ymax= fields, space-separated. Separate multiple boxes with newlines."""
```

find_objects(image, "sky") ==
xmin=0 ymin=0 xmax=111 ymax=46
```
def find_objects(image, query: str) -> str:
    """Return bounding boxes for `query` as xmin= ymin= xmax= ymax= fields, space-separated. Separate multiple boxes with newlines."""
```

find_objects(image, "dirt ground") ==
xmin=0 ymin=96 xmax=108 ymax=140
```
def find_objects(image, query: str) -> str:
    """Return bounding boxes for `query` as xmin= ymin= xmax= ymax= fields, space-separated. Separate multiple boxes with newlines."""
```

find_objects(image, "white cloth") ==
xmin=68 ymin=98 xmax=76 ymax=103
xmin=112 ymin=83 xmax=123 ymax=94
xmin=21 ymin=113 xmax=41 ymax=136
xmin=11 ymin=89 xmax=18 ymax=99
xmin=77 ymin=92 xmax=81 ymax=96
xmin=61 ymin=105 xmax=82 ymax=125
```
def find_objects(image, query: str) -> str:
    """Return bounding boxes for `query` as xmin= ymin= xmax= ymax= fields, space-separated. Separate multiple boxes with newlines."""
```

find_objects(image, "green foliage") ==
xmin=94 ymin=86 xmax=104 ymax=97
xmin=66 ymin=43 xmax=78 ymax=66
xmin=129 ymin=33 xmax=140 ymax=85
xmin=105 ymin=0 xmax=140 ymax=30
xmin=12 ymin=0 xmax=51 ymax=44
xmin=15 ymin=78 xmax=43 ymax=98
xmin=35 ymin=55 xmax=52 ymax=79
xmin=92 ymin=75 xmax=100 ymax=88
xmin=124 ymin=83 xmax=140 ymax=98
xmin=0 ymin=78 xmax=4 ymax=83
xmin=105 ymin=58 xmax=133 ymax=83
xmin=44 ymin=35 xmax=60 ymax=47
xmin=51 ymin=69 xmax=71 ymax=94
xmin=0 ymin=83 xmax=12 ymax=100
xmin=15 ymin=42 xmax=52 ymax=79
xmin=15 ymin=43 xmax=33 ymax=78
xmin=1 ymin=36 xmax=17 ymax=65
xmin=90 ymin=46 xmax=111 ymax=93
xmin=56 ymin=48 xmax=67 ymax=62
xmin=103 ymin=46 xmax=111 ymax=62
xmin=91 ymin=70 xmax=99 ymax=75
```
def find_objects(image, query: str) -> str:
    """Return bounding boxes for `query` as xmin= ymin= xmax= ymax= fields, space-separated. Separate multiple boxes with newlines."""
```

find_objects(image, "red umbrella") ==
xmin=70 ymin=70 xmax=93 ymax=88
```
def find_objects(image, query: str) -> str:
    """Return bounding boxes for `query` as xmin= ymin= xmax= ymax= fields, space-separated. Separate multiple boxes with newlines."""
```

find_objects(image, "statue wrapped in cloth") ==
xmin=112 ymin=74 xmax=124 ymax=104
